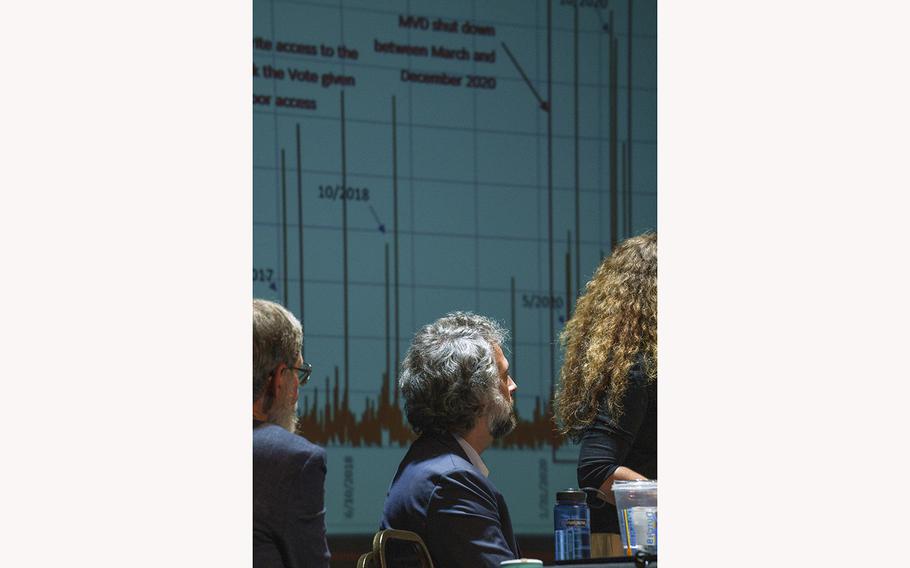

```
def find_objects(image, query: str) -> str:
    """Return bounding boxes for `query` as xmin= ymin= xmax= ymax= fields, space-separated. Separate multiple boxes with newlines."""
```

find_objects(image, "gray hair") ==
xmin=399 ymin=312 xmax=509 ymax=436
xmin=253 ymin=299 xmax=302 ymax=401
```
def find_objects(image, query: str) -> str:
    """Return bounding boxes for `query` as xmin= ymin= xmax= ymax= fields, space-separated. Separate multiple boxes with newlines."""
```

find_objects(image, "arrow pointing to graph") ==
xmin=594 ymin=6 xmax=610 ymax=33
xmin=368 ymin=205 xmax=386 ymax=233
xmin=501 ymin=41 xmax=549 ymax=112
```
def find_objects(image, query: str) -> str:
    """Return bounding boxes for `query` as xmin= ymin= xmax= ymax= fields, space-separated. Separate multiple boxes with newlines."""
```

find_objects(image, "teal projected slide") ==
xmin=253 ymin=0 xmax=656 ymax=534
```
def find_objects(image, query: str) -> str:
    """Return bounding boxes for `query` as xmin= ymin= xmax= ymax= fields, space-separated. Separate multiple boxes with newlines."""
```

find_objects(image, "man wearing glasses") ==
xmin=253 ymin=299 xmax=329 ymax=568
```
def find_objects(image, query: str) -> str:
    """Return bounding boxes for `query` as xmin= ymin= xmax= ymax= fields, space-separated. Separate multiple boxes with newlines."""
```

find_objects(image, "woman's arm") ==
xmin=597 ymin=466 xmax=648 ymax=505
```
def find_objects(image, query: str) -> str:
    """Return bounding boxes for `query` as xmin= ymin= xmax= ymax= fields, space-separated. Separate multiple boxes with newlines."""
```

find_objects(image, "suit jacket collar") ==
xmin=414 ymin=431 xmax=474 ymax=465
xmin=452 ymin=434 xmax=489 ymax=477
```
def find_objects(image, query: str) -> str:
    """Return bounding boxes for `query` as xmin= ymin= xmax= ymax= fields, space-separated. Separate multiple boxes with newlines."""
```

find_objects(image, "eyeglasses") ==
xmin=287 ymin=362 xmax=313 ymax=386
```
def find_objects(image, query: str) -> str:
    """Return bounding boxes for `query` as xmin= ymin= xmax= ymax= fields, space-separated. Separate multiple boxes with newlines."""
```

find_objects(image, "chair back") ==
xmin=360 ymin=528 xmax=434 ymax=568
xmin=356 ymin=550 xmax=376 ymax=568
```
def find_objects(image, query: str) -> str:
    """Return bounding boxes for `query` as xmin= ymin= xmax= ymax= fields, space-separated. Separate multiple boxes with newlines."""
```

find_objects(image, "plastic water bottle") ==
xmin=554 ymin=489 xmax=591 ymax=560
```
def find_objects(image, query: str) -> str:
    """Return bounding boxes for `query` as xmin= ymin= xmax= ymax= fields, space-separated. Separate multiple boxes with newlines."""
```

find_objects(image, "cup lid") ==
xmin=556 ymin=488 xmax=587 ymax=502
xmin=612 ymin=479 xmax=657 ymax=491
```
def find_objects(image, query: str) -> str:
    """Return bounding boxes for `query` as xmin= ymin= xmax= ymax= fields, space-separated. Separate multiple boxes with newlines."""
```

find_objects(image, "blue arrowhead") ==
xmin=558 ymin=316 xmax=565 ymax=323
xmin=379 ymin=224 xmax=386 ymax=233
xmin=269 ymin=282 xmax=277 ymax=291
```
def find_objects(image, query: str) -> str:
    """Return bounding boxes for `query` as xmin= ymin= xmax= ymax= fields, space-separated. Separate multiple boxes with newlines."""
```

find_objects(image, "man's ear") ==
xmin=269 ymin=364 xmax=287 ymax=396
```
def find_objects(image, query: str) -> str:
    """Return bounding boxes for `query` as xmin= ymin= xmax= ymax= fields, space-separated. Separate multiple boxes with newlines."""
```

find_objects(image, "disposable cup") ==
xmin=612 ymin=480 xmax=657 ymax=555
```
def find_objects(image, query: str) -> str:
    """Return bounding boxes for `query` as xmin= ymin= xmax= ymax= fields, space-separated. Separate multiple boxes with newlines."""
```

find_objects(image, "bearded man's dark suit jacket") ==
xmin=380 ymin=432 xmax=520 ymax=568
xmin=253 ymin=420 xmax=330 ymax=568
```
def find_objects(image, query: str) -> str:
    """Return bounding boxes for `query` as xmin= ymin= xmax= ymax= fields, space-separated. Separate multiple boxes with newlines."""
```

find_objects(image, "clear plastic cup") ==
xmin=612 ymin=480 xmax=657 ymax=555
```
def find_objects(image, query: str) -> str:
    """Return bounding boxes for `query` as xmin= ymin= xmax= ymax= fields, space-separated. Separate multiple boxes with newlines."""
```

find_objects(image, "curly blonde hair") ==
xmin=554 ymin=232 xmax=657 ymax=436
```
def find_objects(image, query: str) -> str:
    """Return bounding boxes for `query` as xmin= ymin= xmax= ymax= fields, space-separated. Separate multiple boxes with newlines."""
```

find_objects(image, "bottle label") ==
xmin=554 ymin=506 xmax=591 ymax=561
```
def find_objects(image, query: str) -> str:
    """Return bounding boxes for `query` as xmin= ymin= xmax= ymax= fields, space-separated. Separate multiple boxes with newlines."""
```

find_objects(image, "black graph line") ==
xmin=392 ymin=95 xmax=400 ymax=400
xmin=384 ymin=243 xmax=390 ymax=388
xmin=598 ymin=9 xmax=605 ymax=260
xmin=627 ymin=0 xmax=634 ymax=238
xmin=501 ymin=41 xmax=549 ymax=112
xmin=340 ymin=90 xmax=350 ymax=393
xmin=573 ymin=0 xmax=581 ymax=304
xmin=627 ymin=141 xmax=634 ymax=237
xmin=296 ymin=124 xmax=304 ymax=358
xmin=473 ymin=16 xmax=480 ymax=310
xmin=547 ymin=0 xmax=555 ymax=404
xmin=267 ymin=0 xmax=282 ymax=303
xmin=565 ymin=230 xmax=572 ymax=324
xmin=622 ymin=141 xmax=629 ymax=237
xmin=609 ymin=10 xmax=619 ymax=251
xmin=281 ymin=149 xmax=288 ymax=306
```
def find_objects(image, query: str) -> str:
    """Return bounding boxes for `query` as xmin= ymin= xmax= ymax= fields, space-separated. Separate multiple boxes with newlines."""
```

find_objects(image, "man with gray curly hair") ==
xmin=380 ymin=312 xmax=520 ymax=568
xmin=253 ymin=299 xmax=330 ymax=568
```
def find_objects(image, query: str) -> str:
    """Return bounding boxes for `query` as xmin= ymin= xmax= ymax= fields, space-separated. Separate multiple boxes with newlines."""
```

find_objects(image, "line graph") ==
xmin=254 ymin=0 xmax=656 ymax=533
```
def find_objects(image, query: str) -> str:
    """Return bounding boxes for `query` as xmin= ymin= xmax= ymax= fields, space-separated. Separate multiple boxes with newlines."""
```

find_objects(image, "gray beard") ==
xmin=489 ymin=405 xmax=517 ymax=439
xmin=269 ymin=397 xmax=299 ymax=433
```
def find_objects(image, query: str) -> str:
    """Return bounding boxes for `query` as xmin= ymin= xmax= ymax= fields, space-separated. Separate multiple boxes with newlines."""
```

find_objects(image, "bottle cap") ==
xmin=556 ymin=488 xmax=586 ymax=502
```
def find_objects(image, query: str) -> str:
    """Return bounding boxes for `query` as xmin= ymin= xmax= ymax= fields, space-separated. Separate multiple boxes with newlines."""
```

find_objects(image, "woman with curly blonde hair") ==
xmin=554 ymin=231 xmax=657 ymax=556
